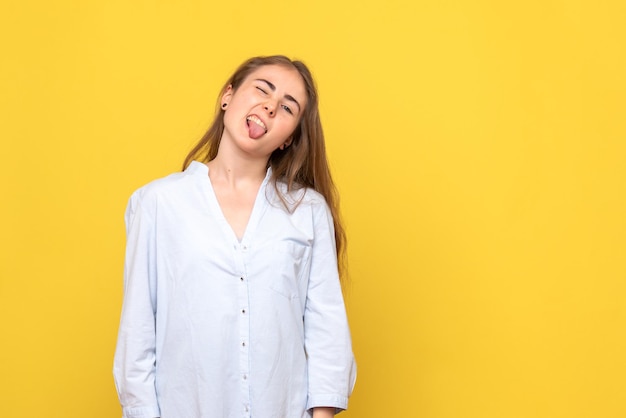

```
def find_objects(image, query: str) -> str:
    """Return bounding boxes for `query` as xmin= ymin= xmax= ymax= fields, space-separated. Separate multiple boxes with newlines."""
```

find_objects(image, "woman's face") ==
xmin=221 ymin=64 xmax=307 ymax=159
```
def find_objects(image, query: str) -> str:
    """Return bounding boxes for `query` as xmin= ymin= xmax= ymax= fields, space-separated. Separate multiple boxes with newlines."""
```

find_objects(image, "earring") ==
xmin=222 ymin=103 xmax=227 ymax=109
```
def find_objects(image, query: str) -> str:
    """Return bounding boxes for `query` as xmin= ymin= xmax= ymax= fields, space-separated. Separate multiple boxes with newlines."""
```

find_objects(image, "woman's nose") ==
xmin=264 ymin=103 xmax=276 ymax=116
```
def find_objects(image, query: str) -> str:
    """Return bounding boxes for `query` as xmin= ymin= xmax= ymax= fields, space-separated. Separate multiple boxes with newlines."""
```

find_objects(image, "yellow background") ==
xmin=1 ymin=1 xmax=625 ymax=417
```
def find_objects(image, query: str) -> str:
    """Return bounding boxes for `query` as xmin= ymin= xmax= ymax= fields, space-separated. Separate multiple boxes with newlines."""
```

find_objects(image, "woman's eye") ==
xmin=256 ymin=86 xmax=267 ymax=94
xmin=281 ymin=104 xmax=293 ymax=115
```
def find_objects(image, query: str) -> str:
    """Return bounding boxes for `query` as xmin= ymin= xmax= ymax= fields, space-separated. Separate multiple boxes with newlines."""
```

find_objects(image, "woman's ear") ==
xmin=221 ymin=85 xmax=233 ymax=107
xmin=280 ymin=137 xmax=294 ymax=150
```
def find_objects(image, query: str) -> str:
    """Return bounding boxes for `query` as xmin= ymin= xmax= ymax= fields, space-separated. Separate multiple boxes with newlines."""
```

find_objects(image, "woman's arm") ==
xmin=304 ymin=199 xmax=356 ymax=413
xmin=313 ymin=407 xmax=335 ymax=418
xmin=113 ymin=190 xmax=161 ymax=418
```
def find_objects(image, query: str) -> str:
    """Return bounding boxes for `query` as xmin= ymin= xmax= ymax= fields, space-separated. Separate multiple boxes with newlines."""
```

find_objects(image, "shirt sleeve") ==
xmin=304 ymin=201 xmax=357 ymax=413
xmin=113 ymin=189 xmax=161 ymax=418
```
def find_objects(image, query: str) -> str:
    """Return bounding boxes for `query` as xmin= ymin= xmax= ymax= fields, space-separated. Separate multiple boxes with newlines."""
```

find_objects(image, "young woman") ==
xmin=113 ymin=56 xmax=356 ymax=418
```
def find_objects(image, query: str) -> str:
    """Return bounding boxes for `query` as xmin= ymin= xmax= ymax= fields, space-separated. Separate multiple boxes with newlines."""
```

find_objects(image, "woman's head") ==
xmin=219 ymin=63 xmax=308 ymax=161
xmin=185 ymin=56 xmax=321 ymax=177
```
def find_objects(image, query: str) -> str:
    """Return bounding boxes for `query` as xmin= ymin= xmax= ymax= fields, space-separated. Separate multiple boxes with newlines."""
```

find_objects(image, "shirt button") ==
xmin=240 ymin=277 xmax=244 ymax=281
xmin=241 ymin=309 xmax=246 ymax=314
xmin=242 ymin=341 xmax=246 ymax=347
xmin=243 ymin=374 xmax=247 ymax=380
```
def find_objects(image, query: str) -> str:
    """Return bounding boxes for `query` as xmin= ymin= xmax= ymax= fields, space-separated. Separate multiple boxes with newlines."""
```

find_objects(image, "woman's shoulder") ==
xmin=130 ymin=172 xmax=183 ymax=200
xmin=128 ymin=162 xmax=207 ymax=207
xmin=272 ymin=179 xmax=329 ymax=211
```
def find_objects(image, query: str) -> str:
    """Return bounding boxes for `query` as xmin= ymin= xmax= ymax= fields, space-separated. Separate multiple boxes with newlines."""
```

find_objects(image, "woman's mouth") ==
xmin=246 ymin=115 xmax=267 ymax=139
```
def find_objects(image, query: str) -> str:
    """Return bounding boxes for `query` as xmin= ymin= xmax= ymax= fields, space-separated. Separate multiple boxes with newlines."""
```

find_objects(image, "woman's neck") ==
xmin=207 ymin=152 xmax=268 ymax=188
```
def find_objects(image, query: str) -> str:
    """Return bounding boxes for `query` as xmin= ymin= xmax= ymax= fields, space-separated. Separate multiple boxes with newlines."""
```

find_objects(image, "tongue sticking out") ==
xmin=247 ymin=120 xmax=266 ymax=139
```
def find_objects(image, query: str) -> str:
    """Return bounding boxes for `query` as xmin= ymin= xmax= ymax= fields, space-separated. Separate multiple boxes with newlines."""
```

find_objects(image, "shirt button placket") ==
xmin=237 ymin=242 xmax=251 ymax=418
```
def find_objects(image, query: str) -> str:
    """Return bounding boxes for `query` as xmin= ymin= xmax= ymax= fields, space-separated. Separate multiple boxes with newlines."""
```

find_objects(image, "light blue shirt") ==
xmin=113 ymin=161 xmax=356 ymax=418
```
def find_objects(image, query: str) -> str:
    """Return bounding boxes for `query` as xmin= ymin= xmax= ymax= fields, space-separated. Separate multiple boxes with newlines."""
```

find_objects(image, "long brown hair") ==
xmin=183 ymin=55 xmax=347 ymax=282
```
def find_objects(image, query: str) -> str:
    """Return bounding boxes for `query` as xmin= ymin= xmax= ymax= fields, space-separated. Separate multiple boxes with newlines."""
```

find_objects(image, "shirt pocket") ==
xmin=267 ymin=241 xmax=310 ymax=300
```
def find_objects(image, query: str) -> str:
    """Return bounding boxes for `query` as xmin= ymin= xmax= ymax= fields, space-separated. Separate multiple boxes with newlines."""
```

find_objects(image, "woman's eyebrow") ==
xmin=284 ymin=94 xmax=301 ymax=112
xmin=255 ymin=78 xmax=301 ymax=112
xmin=256 ymin=78 xmax=276 ymax=91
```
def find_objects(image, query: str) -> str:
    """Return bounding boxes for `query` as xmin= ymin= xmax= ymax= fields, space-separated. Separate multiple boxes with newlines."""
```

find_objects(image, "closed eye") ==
xmin=256 ymin=86 xmax=268 ymax=94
